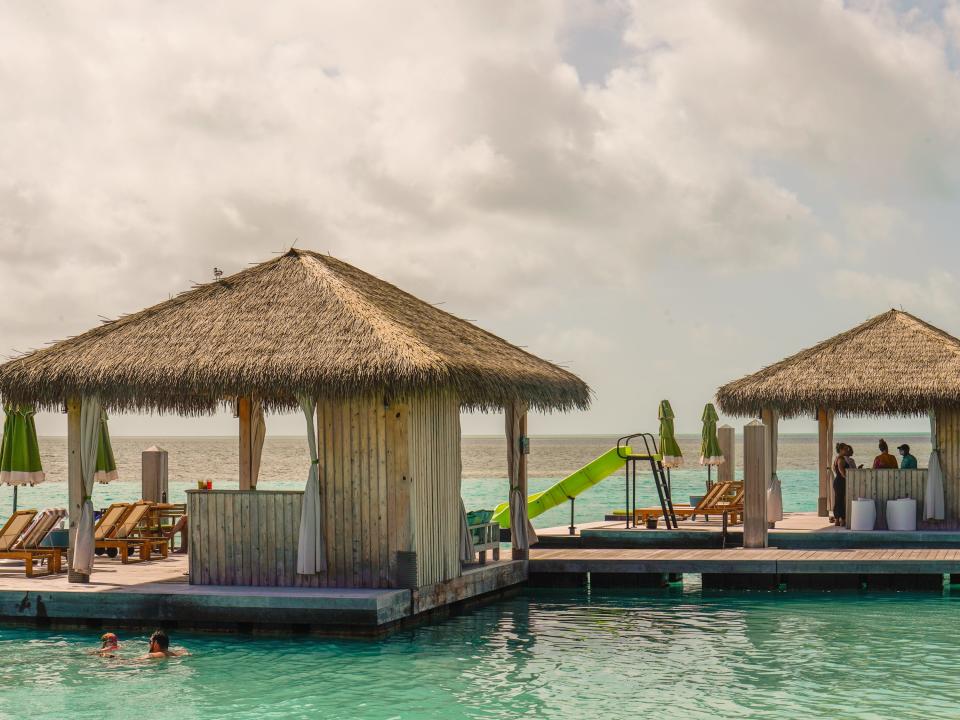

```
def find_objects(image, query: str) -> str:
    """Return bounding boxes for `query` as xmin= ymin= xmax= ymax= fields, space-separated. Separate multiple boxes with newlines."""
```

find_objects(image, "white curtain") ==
xmin=926 ymin=412 xmax=945 ymax=521
xmin=459 ymin=498 xmax=474 ymax=565
xmin=763 ymin=409 xmax=784 ymax=523
xmin=296 ymin=396 xmax=326 ymax=574
xmin=251 ymin=397 xmax=266 ymax=488
xmin=71 ymin=395 xmax=101 ymax=575
xmin=507 ymin=402 xmax=537 ymax=551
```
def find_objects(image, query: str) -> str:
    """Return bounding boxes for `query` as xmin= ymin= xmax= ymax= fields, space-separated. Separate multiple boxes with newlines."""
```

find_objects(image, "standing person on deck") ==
xmin=873 ymin=439 xmax=899 ymax=469
xmin=832 ymin=443 xmax=849 ymax=527
xmin=897 ymin=443 xmax=918 ymax=469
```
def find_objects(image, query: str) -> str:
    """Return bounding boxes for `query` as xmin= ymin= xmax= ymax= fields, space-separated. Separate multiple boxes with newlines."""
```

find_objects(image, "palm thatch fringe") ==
xmin=0 ymin=249 xmax=591 ymax=414
xmin=716 ymin=309 xmax=960 ymax=418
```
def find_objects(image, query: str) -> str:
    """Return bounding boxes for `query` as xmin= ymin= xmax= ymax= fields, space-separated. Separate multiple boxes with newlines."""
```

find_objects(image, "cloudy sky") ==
xmin=3 ymin=0 xmax=960 ymax=437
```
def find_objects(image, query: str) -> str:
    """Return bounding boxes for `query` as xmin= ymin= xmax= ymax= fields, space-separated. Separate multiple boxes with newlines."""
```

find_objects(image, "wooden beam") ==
xmin=66 ymin=398 xmax=84 ymax=580
xmin=817 ymin=408 xmax=834 ymax=517
xmin=743 ymin=420 xmax=767 ymax=548
xmin=238 ymin=396 xmax=253 ymax=490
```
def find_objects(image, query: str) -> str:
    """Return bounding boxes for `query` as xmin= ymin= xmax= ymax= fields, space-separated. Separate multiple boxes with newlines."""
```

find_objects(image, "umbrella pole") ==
xmin=707 ymin=465 xmax=712 ymax=492
xmin=12 ymin=485 xmax=16 ymax=513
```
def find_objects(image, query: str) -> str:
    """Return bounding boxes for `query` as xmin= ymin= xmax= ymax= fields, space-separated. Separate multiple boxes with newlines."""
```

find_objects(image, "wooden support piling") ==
xmin=743 ymin=419 xmax=767 ymax=548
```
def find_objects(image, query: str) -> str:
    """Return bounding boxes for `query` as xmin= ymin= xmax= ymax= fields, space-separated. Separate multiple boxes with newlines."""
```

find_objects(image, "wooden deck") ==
xmin=529 ymin=547 xmax=960 ymax=575
xmin=0 ymin=554 xmax=525 ymax=633
xmin=536 ymin=511 xmax=960 ymax=550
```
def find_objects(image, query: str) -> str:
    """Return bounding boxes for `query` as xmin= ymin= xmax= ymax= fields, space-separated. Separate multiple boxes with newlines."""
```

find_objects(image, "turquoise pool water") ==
xmin=3 ymin=584 xmax=958 ymax=719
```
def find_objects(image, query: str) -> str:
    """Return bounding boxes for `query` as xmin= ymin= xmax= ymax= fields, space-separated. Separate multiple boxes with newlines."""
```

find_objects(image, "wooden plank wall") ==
xmin=188 ymin=490 xmax=319 ymax=586
xmin=188 ymin=391 xmax=463 ymax=589
xmin=407 ymin=391 xmax=462 ymax=587
xmin=316 ymin=394 xmax=398 ymax=588
xmin=935 ymin=408 xmax=960 ymax=528
xmin=844 ymin=469 xmax=927 ymax=530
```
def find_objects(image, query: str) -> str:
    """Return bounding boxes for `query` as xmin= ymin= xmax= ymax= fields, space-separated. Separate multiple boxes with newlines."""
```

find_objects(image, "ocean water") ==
xmin=1 ymin=585 xmax=958 ymax=719
xmin=0 ymin=434 xmax=932 ymax=528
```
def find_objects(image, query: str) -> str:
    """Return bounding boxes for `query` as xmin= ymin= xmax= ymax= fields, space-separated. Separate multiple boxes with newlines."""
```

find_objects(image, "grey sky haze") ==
xmin=3 ymin=1 xmax=959 ymax=438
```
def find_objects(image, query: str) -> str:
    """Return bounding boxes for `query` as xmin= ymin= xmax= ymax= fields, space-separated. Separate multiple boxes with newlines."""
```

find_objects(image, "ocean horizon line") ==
xmin=35 ymin=431 xmax=934 ymax=440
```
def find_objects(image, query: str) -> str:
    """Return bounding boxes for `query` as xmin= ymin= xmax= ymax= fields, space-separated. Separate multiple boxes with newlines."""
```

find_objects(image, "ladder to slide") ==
xmin=617 ymin=432 xmax=678 ymax=529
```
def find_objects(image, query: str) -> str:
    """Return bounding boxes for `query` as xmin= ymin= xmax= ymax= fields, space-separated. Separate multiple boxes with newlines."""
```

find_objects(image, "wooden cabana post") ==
xmin=817 ymin=408 xmax=834 ymax=518
xmin=65 ymin=397 xmax=84 ymax=582
xmin=238 ymin=396 xmax=253 ymax=491
xmin=507 ymin=408 xmax=530 ymax=561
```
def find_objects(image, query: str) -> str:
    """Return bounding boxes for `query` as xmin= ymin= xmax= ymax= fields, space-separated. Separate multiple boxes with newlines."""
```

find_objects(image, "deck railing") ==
xmin=844 ymin=469 xmax=926 ymax=530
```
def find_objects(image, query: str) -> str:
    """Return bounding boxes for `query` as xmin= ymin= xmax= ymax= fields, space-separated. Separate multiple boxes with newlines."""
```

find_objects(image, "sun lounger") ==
xmin=0 ymin=510 xmax=64 ymax=577
xmin=95 ymin=502 xmax=169 ymax=563
xmin=14 ymin=508 xmax=66 ymax=550
xmin=635 ymin=482 xmax=744 ymax=525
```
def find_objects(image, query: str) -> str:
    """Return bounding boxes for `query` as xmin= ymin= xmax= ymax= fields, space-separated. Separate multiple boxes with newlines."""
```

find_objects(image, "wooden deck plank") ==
xmin=529 ymin=547 xmax=960 ymax=575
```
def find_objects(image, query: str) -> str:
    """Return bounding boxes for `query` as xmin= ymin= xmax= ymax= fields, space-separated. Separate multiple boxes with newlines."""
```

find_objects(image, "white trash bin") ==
xmin=850 ymin=499 xmax=876 ymax=531
xmin=886 ymin=498 xmax=917 ymax=531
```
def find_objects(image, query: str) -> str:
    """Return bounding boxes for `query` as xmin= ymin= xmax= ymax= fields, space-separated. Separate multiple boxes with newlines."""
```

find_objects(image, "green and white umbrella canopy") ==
xmin=0 ymin=404 xmax=46 ymax=486
xmin=94 ymin=410 xmax=118 ymax=484
xmin=699 ymin=403 xmax=725 ymax=466
xmin=658 ymin=400 xmax=683 ymax=468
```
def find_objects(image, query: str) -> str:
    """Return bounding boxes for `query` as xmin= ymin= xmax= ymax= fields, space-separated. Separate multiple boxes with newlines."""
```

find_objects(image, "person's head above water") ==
xmin=100 ymin=632 xmax=119 ymax=650
xmin=149 ymin=630 xmax=169 ymax=652
xmin=878 ymin=439 xmax=889 ymax=453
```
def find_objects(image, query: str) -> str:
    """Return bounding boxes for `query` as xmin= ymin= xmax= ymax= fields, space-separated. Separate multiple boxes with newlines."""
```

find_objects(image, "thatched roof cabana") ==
xmin=716 ymin=309 xmax=960 ymax=418
xmin=0 ymin=249 xmax=590 ymax=413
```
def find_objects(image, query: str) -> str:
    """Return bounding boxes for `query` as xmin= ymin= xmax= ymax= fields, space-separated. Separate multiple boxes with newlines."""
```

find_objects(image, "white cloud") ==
xmin=2 ymin=1 xmax=960 ymax=435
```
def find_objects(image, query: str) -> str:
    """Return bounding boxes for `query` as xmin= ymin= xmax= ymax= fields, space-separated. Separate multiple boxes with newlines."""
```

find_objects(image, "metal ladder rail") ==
xmin=618 ymin=433 xmax=676 ymax=529
xmin=638 ymin=433 xmax=677 ymax=529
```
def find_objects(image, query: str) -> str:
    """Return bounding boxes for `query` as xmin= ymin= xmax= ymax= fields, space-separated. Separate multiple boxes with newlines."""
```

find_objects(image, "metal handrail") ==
xmin=616 ymin=432 xmax=660 ymax=459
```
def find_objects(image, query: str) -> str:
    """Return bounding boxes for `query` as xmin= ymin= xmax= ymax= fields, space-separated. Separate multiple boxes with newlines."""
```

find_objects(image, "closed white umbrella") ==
xmin=296 ymin=395 xmax=326 ymax=574
xmin=925 ymin=413 xmax=945 ymax=520
xmin=251 ymin=397 xmax=266 ymax=488
xmin=765 ymin=410 xmax=783 ymax=523
xmin=458 ymin=499 xmax=474 ymax=565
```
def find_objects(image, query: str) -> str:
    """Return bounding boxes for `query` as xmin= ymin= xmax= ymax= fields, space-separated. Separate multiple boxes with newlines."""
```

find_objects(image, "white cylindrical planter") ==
xmin=850 ymin=499 xmax=876 ymax=531
xmin=886 ymin=498 xmax=917 ymax=531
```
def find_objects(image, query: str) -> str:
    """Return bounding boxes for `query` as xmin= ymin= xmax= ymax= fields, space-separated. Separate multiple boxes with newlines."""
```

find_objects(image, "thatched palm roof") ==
xmin=0 ymin=249 xmax=590 ymax=414
xmin=716 ymin=309 xmax=960 ymax=417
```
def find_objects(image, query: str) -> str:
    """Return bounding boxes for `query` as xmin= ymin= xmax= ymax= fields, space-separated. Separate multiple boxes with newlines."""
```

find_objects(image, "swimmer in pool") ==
xmin=140 ymin=629 xmax=190 ymax=659
xmin=90 ymin=632 xmax=120 ymax=657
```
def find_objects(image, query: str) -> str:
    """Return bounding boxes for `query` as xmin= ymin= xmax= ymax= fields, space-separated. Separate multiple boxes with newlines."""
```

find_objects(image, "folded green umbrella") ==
xmin=659 ymin=400 xmax=683 ymax=468
xmin=0 ymin=404 xmax=46 ymax=512
xmin=699 ymin=403 xmax=724 ymax=466
xmin=94 ymin=410 xmax=119 ymax=483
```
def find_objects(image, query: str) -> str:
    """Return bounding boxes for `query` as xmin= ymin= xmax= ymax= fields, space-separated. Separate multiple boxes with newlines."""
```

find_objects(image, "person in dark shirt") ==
xmin=897 ymin=443 xmax=918 ymax=469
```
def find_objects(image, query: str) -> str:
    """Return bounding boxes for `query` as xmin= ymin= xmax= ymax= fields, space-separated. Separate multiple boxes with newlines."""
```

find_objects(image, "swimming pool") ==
xmin=3 ymin=583 xmax=957 ymax=719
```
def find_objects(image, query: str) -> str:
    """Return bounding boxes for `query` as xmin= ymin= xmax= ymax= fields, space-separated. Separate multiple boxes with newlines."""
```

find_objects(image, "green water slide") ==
xmin=490 ymin=446 xmax=629 ymax=529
